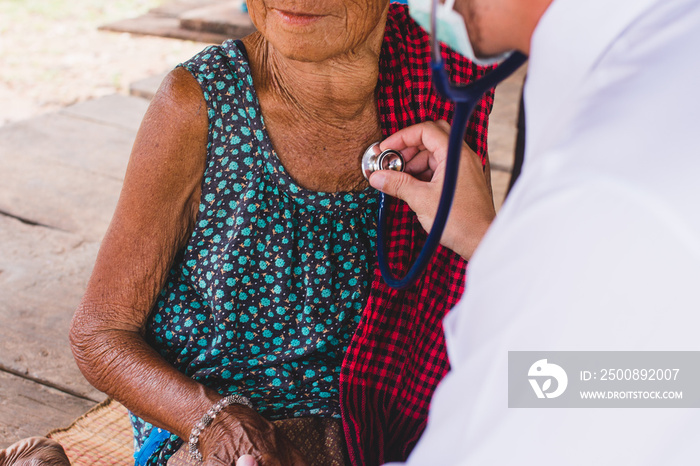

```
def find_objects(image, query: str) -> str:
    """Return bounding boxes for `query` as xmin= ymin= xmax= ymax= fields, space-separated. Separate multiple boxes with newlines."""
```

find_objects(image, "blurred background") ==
xmin=0 ymin=0 xmax=205 ymax=126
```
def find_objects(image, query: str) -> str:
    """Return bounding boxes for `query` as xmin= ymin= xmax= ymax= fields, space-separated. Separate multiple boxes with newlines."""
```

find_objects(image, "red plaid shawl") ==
xmin=339 ymin=5 xmax=494 ymax=466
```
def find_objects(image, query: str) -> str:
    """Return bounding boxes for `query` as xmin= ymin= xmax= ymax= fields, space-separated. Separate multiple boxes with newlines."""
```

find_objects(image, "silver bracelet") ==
xmin=188 ymin=394 xmax=254 ymax=462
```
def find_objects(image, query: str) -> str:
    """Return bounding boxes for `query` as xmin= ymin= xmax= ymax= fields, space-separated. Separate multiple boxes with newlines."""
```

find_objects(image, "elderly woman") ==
xmin=70 ymin=1 xmax=495 ymax=465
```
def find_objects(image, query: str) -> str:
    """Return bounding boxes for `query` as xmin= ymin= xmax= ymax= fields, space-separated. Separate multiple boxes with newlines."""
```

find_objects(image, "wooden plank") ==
xmin=0 ymin=215 xmax=104 ymax=401
xmin=59 ymin=94 xmax=150 ymax=133
xmin=100 ymin=0 xmax=254 ymax=44
xmin=0 ymin=370 xmax=97 ymax=449
xmin=0 ymin=110 xmax=132 ymax=241
xmin=180 ymin=3 xmax=255 ymax=38
xmin=487 ymin=65 xmax=527 ymax=172
xmin=129 ymin=72 xmax=168 ymax=101
xmin=490 ymin=167 xmax=512 ymax=212
xmin=1 ymin=96 xmax=145 ymax=179
xmin=100 ymin=15 xmax=231 ymax=44
xmin=150 ymin=0 xmax=228 ymax=17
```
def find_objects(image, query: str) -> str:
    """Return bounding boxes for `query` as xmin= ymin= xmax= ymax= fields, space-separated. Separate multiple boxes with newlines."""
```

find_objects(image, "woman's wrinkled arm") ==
xmin=70 ymin=68 xmax=307 ymax=465
xmin=69 ymin=66 xmax=218 ymax=441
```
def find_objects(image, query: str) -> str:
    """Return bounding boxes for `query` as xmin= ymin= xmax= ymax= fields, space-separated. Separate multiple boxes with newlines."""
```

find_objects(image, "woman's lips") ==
xmin=272 ymin=8 xmax=325 ymax=26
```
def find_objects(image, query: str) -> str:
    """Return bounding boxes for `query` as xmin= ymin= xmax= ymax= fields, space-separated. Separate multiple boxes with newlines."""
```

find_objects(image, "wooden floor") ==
xmin=0 ymin=4 xmax=525 ymax=447
xmin=0 ymin=94 xmax=150 ymax=448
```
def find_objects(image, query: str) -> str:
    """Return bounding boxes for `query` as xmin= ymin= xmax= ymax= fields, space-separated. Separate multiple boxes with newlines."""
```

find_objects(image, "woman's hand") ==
xmin=200 ymin=405 xmax=307 ymax=466
xmin=0 ymin=437 xmax=70 ymax=466
xmin=369 ymin=120 xmax=496 ymax=261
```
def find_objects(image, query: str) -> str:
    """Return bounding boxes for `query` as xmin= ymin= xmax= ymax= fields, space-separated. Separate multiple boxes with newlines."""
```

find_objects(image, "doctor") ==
xmin=371 ymin=0 xmax=700 ymax=464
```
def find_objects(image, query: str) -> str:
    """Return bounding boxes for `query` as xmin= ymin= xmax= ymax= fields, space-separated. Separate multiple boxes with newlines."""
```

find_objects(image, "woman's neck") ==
xmin=241 ymin=27 xmax=387 ymax=192
xmin=244 ymin=31 xmax=382 ymax=129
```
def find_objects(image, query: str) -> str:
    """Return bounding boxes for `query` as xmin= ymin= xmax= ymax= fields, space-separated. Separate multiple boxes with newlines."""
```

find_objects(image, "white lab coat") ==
xmin=388 ymin=0 xmax=700 ymax=463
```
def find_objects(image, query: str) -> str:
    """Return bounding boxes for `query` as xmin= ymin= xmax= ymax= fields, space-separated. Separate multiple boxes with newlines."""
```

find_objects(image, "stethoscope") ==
xmin=362 ymin=25 xmax=527 ymax=289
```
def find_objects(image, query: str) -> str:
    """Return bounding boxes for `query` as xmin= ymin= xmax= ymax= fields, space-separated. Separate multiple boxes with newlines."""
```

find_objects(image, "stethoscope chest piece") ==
xmin=362 ymin=142 xmax=405 ymax=181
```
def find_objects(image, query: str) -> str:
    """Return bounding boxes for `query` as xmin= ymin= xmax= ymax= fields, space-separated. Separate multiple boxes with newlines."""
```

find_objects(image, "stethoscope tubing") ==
xmin=377 ymin=52 xmax=527 ymax=289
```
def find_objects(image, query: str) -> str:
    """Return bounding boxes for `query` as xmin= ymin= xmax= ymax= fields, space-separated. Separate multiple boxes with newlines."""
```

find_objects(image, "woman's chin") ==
xmin=268 ymin=38 xmax=343 ymax=63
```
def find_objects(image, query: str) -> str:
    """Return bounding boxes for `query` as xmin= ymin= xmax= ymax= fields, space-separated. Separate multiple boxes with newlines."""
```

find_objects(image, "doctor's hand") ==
xmin=369 ymin=120 xmax=496 ymax=261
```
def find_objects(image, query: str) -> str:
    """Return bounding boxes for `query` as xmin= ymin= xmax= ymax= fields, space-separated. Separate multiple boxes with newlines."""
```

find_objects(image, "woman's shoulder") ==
xmin=178 ymin=40 xmax=251 ymax=87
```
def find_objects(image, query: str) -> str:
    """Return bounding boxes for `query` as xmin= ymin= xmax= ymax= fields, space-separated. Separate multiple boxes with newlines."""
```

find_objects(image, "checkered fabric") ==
xmin=339 ymin=5 xmax=494 ymax=466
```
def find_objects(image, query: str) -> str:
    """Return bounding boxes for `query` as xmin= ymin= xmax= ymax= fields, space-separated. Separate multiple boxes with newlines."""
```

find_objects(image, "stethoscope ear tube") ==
xmin=377 ymin=52 xmax=527 ymax=289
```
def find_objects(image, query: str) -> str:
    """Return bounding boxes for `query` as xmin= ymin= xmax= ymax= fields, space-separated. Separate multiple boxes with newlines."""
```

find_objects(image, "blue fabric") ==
xmin=133 ymin=428 xmax=171 ymax=465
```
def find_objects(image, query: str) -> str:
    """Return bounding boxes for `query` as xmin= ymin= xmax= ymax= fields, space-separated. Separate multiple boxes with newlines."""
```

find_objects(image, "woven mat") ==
xmin=46 ymin=399 xmax=348 ymax=466
xmin=47 ymin=399 xmax=134 ymax=465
